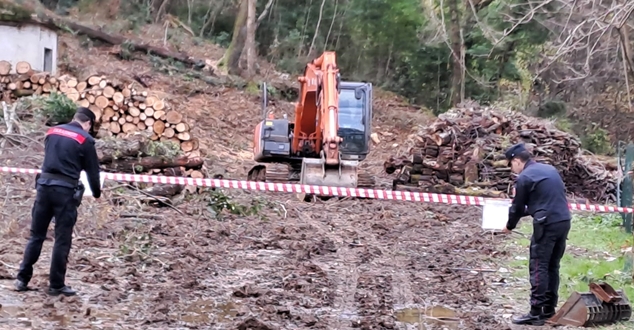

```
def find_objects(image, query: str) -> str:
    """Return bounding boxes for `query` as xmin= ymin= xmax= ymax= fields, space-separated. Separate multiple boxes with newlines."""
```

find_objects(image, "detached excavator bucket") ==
xmin=300 ymin=158 xmax=359 ymax=188
xmin=548 ymin=282 xmax=632 ymax=327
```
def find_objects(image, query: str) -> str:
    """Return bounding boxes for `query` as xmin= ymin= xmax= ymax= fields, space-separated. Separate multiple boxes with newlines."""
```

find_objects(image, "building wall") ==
xmin=0 ymin=24 xmax=58 ymax=75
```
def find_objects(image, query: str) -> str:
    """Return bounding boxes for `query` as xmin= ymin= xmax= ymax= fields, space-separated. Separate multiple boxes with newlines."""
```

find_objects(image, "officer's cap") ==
xmin=76 ymin=107 xmax=95 ymax=127
xmin=505 ymin=143 xmax=527 ymax=164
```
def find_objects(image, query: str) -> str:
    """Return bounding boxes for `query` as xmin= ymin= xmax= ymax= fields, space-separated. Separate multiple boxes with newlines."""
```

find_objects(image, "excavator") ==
xmin=247 ymin=51 xmax=375 ymax=189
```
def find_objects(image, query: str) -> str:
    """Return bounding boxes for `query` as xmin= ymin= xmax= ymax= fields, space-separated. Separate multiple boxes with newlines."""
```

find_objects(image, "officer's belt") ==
xmin=39 ymin=172 xmax=79 ymax=186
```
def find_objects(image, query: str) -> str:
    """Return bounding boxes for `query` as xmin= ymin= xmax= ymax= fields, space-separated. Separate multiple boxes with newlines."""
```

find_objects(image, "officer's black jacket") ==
xmin=38 ymin=122 xmax=101 ymax=198
xmin=506 ymin=160 xmax=571 ymax=230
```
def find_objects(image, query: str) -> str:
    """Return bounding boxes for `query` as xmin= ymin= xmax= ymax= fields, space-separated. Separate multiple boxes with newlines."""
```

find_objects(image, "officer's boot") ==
xmin=511 ymin=306 xmax=545 ymax=326
xmin=14 ymin=280 xmax=29 ymax=292
xmin=48 ymin=285 xmax=77 ymax=297
xmin=542 ymin=306 xmax=556 ymax=320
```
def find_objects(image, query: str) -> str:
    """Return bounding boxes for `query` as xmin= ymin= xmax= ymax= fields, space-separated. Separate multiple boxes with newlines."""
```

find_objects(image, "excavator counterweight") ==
xmin=248 ymin=51 xmax=374 ymax=191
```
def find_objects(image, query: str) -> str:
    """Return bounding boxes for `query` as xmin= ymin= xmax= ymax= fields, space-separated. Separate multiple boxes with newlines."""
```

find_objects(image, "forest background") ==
xmin=37 ymin=0 xmax=634 ymax=154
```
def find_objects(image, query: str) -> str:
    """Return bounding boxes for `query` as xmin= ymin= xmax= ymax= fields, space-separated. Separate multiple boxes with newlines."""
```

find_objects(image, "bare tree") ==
xmin=218 ymin=0 xmax=275 ymax=76
xmin=245 ymin=0 xmax=257 ymax=78
xmin=308 ymin=0 xmax=327 ymax=57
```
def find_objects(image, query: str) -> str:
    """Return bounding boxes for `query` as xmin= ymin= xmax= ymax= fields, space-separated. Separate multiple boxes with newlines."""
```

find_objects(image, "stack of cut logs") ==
xmin=0 ymin=60 xmax=205 ymax=189
xmin=384 ymin=103 xmax=618 ymax=203
xmin=0 ymin=60 xmax=198 ymax=156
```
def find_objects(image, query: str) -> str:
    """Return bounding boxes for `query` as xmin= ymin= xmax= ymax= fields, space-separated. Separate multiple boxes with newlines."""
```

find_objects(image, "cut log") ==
xmin=153 ymin=120 xmax=165 ymax=135
xmin=0 ymin=60 xmax=11 ymax=75
xmin=121 ymin=122 xmax=137 ymax=133
xmin=15 ymin=61 xmax=31 ymax=74
xmin=153 ymin=100 xmax=165 ymax=111
xmin=102 ymin=85 xmax=115 ymax=98
xmin=180 ymin=138 xmax=199 ymax=152
xmin=102 ymin=156 xmax=204 ymax=173
xmin=165 ymin=110 xmax=182 ymax=124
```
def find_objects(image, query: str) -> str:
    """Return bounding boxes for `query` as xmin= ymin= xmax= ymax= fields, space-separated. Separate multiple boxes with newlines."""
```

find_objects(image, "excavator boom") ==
xmin=249 ymin=51 xmax=374 ymax=190
xmin=295 ymin=52 xmax=354 ymax=187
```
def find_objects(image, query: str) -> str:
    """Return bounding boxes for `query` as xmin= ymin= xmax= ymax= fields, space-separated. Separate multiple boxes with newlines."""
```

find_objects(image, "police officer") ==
xmin=15 ymin=107 xmax=102 ymax=296
xmin=502 ymin=143 xmax=572 ymax=326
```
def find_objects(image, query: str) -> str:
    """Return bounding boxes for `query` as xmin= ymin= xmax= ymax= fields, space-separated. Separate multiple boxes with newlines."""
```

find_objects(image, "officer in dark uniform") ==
xmin=502 ymin=143 xmax=572 ymax=326
xmin=15 ymin=107 xmax=102 ymax=297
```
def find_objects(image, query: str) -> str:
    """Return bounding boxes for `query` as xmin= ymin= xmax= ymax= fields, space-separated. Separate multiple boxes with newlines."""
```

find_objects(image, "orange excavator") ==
xmin=247 ymin=51 xmax=375 ymax=188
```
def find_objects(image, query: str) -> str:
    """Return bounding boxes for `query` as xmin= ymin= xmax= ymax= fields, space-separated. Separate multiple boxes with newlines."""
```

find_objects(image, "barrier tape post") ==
xmin=1 ymin=166 xmax=632 ymax=214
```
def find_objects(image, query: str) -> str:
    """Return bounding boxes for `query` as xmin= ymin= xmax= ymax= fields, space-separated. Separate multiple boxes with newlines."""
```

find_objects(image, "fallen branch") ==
xmin=35 ymin=17 xmax=205 ymax=69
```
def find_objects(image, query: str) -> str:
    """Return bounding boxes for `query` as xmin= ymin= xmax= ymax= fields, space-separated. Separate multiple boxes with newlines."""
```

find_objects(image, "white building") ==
xmin=0 ymin=21 xmax=58 ymax=74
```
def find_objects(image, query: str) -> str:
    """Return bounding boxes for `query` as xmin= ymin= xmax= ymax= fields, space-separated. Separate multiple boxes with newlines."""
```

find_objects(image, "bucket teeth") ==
xmin=549 ymin=282 xmax=632 ymax=327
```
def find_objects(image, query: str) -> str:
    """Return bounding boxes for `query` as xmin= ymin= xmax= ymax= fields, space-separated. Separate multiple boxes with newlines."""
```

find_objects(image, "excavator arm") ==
xmin=293 ymin=52 xmax=363 ymax=187
xmin=292 ymin=51 xmax=342 ymax=165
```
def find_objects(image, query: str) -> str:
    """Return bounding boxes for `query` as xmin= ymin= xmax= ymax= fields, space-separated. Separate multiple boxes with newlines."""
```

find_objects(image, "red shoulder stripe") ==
xmin=46 ymin=127 xmax=86 ymax=144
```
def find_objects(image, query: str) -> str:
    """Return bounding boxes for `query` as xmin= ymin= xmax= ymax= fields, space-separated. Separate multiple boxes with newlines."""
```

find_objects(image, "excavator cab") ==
xmin=300 ymin=81 xmax=372 ymax=188
xmin=337 ymin=82 xmax=373 ymax=160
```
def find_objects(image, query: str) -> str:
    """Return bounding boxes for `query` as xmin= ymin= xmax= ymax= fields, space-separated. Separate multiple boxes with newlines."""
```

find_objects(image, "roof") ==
xmin=0 ymin=20 xmax=57 ymax=33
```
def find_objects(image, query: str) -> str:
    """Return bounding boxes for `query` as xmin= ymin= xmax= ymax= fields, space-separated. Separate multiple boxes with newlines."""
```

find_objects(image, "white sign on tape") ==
xmin=79 ymin=171 xmax=106 ymax=197
xmin=482 ymin=198 xmax=511 ymax=231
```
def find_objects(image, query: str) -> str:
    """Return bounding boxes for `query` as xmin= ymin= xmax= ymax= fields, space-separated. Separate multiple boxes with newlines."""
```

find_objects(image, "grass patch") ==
xmin=504 ymin=214 xmax=634 ymax=318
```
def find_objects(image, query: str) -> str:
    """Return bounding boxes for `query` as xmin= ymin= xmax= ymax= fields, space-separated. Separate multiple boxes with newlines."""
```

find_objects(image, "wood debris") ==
xmin=384 ymin=102 xmax=618 ymax=203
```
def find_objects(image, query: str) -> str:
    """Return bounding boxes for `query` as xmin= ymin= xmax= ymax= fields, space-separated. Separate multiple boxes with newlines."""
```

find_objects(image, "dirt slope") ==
xmin=0 ymin=22 xmax=522 ymax=330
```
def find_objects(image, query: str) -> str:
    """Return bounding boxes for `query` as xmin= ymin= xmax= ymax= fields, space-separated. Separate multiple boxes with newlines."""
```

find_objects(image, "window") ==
xmin=43 ymin=48 xmax=52 ymax=72
xmin=337 ymin=88 xmax=367 ymax=153
xmin=338 ymin=89 xmax=365 ymax=131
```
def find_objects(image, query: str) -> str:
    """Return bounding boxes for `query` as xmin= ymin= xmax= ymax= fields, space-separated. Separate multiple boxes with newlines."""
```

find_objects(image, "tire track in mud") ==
xmin=297 ymin=201 xmax=397 ymax=329
xmin=349 ymin=207 xmax=398 ymax=329
xmin=283 ymin=203 xmax=356 ymax=329
xmin=330 ymin=248 xmax=360 ymax=329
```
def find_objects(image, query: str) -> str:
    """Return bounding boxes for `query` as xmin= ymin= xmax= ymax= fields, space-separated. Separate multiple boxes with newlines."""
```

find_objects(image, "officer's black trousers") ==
xmin=17 ymin=184 xmax=78 ymax=289
xmin=529 ymin=220 xmax=571 ymax=309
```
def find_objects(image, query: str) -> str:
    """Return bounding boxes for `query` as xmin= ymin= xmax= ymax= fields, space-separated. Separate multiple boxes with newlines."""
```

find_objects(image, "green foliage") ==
xmin=143 ymin=140 xmax=182 ymax=158
xmin=582 ymin=126 xmax=611 ymax=155
xmin=15 ymin=93 xmax=76 ymax=125
xmin=40 ymin=92 xmax=77 ymax=124
xmin=205 ymin=190 xmax=263 ymax=220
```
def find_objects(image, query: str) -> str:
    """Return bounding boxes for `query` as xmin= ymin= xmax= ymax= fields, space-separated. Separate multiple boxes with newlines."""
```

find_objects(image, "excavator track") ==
xmin=248 ymin=164 xmax=377 ymax=189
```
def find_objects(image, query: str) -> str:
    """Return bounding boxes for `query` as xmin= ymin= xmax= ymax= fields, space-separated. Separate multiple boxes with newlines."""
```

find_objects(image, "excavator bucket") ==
xmin=300 ymin=158 xmax=359 ymax=188
xmin=548 ymin=282 xmax=632 ymax=327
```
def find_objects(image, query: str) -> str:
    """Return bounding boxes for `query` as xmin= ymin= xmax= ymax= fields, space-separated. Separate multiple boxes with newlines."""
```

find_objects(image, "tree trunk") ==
xmin=244 ymin=0 xmax=257 ymax=79
xmin=101 ymin=155 xmax=204 ymax=173
xmin=447 ymin=0 xmax=463 ymax=106
xmin=199 ymin=0 xmax=226 ymax=37
xmin=617 ymin=25 xmax=634 ymax=79
xmin=218 ymin=0 xmax=249 ymax=75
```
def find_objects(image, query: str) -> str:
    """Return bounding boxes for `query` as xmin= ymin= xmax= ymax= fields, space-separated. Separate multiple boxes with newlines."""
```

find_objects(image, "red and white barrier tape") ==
xmin=1 ymin=166 xmax=632 ymax=213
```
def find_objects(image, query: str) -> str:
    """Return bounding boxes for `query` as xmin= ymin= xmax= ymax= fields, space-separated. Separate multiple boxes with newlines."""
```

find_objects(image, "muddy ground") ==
xmin=0 ymin=174 xmax=515 ymax=329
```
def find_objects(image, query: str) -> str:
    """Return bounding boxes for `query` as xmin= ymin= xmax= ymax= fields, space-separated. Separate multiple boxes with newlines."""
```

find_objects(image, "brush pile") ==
xmin=384 ymin=102 xmax=618 ymax=203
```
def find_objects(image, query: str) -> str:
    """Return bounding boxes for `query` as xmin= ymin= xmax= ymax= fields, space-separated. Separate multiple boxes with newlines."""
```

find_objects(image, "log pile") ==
xmin=96 ymin=133 xmax=205 ymax=197
xmin=0 ymin=60 xmax=199 ymax=156
xmin=384 ymin=103 xmax=618 ymax=203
